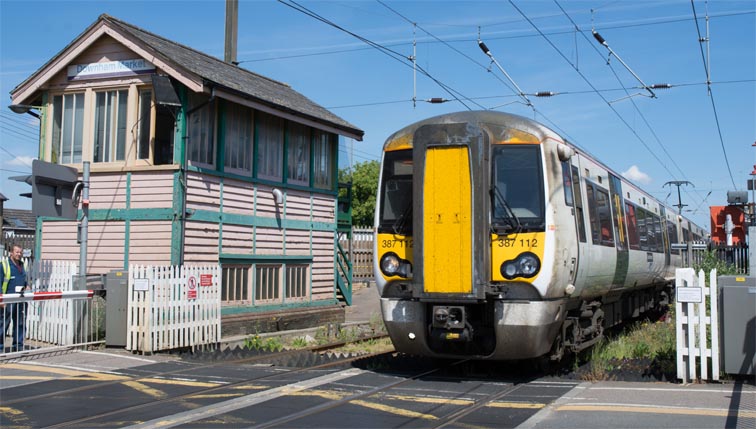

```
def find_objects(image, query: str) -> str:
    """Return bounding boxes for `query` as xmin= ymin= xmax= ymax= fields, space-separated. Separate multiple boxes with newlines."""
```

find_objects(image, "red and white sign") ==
xmin=187 ymin=275 xmax=197 ymax=300
xmin=200 ymin=274 xmax=213 ymax=287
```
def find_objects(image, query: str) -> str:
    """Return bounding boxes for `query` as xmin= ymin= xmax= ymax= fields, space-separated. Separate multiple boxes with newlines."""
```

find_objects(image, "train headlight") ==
xmin=381 ymin=252 xmax=412 ymax=278
xmin=502 ymin=262 xmax=518 ymax=278
xmin=381 ymin=253 xmax=401 ymax=276
xmin=519 ymin=253 xmax=540 ymax=276
xmin=500 ymin=252 xmax=541 ymax=279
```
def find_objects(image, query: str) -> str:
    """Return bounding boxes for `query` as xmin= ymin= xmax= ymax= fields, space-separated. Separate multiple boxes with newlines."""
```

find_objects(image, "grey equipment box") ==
xmin=718 ymin=276 xmax=756 ymax=376
xmin=105 ymin=270 xmax=129 ymax=347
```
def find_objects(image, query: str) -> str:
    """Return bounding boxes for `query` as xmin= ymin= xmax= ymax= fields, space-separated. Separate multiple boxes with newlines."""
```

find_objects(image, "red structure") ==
xmin=710 ymin=206 xmax=746 ymax=245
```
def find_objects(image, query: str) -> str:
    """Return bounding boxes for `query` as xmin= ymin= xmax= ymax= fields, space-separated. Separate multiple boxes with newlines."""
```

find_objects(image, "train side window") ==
xmin=654 ymin=215 xmax=664 ymax=253
xmin=571 ymin=166 xmax=587 ymax=243
xmin=646 ymin=211 xmax=657 ymax=251
xmin=625 ymin=202 xmax=640 ymax=250
xmin=586 ymin=183 xmax=600 ymax=244
xmin=637 ymin=209 xmax=648 ymax=251
xmin=595 ymin=188 xmax=614 ymax=246
xmin=586 ymin=183 xmax=614 ymax=247
xmin=561 ymin=161 xmax=574 ymax=207
xmin=668 ymin=218 xmax=680 ymax=254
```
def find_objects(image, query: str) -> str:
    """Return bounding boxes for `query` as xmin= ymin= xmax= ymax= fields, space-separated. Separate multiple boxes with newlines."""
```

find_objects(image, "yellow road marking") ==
xmin=139 ymin=377 xmax=221 ymax=388
xmin=385 ymin=394 xmax=472 ymax=406
xmin=1 ymin=363 xmax=87 ymax=377
xmin=488 ymin=401 xmax=545 ymax=409
xmin=123 ymin=381 xmax=167 ymax=399
xmin=352 ymin=399 xmax=439 ymax=420
xmin=557 ymin=404 xmax=756 ymax=418
xmin=0 ymin=376 xmax=56 ymax=381
xmin=189 ymin=393 xmax=245 ymax=399
xmin=287 ymin=389 xmax=345 ymax=400
xmin=230 ymin=384 xmax=268 ymax=390
xmin=0 ymin=407 xmax=24 ymax=417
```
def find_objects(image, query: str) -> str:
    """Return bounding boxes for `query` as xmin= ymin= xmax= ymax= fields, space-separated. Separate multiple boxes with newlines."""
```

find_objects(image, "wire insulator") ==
xmin=649 ymin=83 xmax=672 ymax=89
xmin=592 ymin=30 xmax=607 ymax=46
xmin=478 ymin=40 xmax=491 ymax=56
xmin=426 ymin=98 xmax=448 ymax=104
xmin=534 ymin=91 xmax=556 ymax=97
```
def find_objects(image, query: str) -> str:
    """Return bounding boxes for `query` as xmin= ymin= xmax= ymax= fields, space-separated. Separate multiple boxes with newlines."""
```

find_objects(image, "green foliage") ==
xmin=290 ymin=337 xmax=309 ymax=348
xmin=692 ymin=249 xmax=738 ymax=276
xmin=244 ymin=335 xmax=283 ymax=352
xmin=339 ymin=160 xmax=380 ymax=226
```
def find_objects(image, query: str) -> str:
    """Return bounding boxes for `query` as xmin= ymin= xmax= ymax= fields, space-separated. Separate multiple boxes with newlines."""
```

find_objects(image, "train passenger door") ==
xmin=562 ymin=160 xmax=586 ymax=284
xmin=609 ymin=174 xmax=629 ymax=288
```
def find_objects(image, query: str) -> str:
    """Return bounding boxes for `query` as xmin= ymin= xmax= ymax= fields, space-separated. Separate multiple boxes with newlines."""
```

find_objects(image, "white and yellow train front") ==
xmin=374 ymin=111 xmax=578 ymax=360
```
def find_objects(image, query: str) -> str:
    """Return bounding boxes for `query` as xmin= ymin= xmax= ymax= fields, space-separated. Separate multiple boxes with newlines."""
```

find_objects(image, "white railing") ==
xmin=675 ymin=268 xmax=720 ymax=383
xmin=127 ymin=265 xmax=221 ymax=353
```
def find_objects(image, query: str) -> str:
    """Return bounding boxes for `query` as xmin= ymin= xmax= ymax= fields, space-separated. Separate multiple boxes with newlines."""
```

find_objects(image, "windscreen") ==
xmin=378 ymin=149 xmax=413 ymax=234
xmin=491 ymin=145 xmax=545 ymax=232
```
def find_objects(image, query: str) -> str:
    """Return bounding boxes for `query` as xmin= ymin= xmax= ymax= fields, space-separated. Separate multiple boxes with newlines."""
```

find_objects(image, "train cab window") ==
xmin=586 ymin=182 xmax=614 ymax=247
xmin=491 ymin=145 xmax=545 ymax=232
xmin=625 ymin=202 xmax=641 ymax=250
xmin=378 ymin=149 xmax=413 ymax=234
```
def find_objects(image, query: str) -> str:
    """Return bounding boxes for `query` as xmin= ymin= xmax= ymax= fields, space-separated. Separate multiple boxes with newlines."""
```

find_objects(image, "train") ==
xmin=373 ymin=111 xmax=706 ymax=361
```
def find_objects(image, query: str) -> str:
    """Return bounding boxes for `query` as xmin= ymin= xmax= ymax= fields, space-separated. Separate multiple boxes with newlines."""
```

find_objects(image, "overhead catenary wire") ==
xmin=507 ymin=1 xmax=683 ymax=188
xmin=277 ymin=0 xmax=484 ymax=110
xmin=690 ymin=0 xmax=738 ymax=191
xmin=554 ymin=0 xmax=698 ymax=208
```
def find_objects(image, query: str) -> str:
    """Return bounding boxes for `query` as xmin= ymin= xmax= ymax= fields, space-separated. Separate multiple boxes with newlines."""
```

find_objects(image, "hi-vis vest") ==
xmin=1 ymin=257 xmax=10 ymax=294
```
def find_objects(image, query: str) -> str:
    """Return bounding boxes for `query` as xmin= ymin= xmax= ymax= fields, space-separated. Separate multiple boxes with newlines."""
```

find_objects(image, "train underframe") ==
xmin=380 ymin=282 xmax=672 ymax=361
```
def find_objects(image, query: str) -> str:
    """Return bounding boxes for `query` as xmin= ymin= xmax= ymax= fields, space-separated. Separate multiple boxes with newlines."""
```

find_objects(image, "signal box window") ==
xmin=187 ymin=93 xmax=215 ymax=167
xmin=224 ymin=103 xmax=253 ymax=174
xmin=51 ymin=93 xmax=85 ymax=164
xmin=93 ymin=90 xmax=128 ymax=163
xmin=287 ymin=121 xmax=310 ymax=186
xmin=313 ymin=130 xmax=335 ymax=190
xmin=256 ymin=112 xmax=284 ymax=181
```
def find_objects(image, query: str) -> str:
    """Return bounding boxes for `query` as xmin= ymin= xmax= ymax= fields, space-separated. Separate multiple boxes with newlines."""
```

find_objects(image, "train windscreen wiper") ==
xmin=491 ymin=187 xmax=522 ymax=234
xmin=392 ymin=204 xmax=413 ymax=235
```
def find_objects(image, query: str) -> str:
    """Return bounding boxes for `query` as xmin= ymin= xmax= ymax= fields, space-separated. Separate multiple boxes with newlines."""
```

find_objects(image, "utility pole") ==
xmin=664 ymin=181 xmax=694 ymax=214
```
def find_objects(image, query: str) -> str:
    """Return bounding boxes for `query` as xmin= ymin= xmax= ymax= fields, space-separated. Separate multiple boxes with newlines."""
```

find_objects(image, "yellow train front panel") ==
xmin=423 ymin=146 xmax=472 ymax=294
xmin=491 ymin=232 xmax=546 ymax=282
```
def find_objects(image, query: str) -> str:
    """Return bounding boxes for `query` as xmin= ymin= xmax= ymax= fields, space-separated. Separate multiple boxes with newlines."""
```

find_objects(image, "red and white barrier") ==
xmin=0 ymin=290 xmax=94 ymax=304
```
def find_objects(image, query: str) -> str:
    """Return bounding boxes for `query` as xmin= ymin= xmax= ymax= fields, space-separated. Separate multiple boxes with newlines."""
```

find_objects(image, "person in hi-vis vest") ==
xmin=1 ymin=244 xmax=28 ymax=352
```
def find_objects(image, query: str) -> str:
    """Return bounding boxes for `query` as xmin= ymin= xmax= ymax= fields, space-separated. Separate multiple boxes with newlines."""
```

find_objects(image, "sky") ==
xmin=0 ymin=0 xmax=754 ymax=230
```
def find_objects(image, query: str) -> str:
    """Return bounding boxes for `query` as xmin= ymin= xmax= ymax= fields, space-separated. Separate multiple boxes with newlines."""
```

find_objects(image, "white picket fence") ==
xmin=126 ymin=265 xmax=221 ymax=353
xmin=25 ymin=261 xmax=83 ymax=346
xmin=675 ymin=268 xmax=720 ymax=383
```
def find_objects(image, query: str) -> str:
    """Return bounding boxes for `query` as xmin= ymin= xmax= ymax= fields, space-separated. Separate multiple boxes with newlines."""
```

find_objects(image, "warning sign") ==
xmin=200 ymin=274 xmax=213 ymax=287
xmin=187 ymin=275 xmax=197 ymax=300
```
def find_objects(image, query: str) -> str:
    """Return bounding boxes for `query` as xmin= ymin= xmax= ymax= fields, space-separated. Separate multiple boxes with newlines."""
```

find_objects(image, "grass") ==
xmin=580 ymin=311 xmax=677 ymax=381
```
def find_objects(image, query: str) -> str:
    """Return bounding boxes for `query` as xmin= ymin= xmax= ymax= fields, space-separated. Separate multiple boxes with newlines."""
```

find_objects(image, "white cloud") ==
xmin=6 ymin=156 xmax=36 ymax=167
xmin=622 ymin=165 xmax=652 ymax=185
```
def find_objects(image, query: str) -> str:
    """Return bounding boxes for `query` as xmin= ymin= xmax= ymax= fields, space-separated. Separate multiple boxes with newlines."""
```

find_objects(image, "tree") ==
xmin=339 ymin=160 xmax=380 ymax=227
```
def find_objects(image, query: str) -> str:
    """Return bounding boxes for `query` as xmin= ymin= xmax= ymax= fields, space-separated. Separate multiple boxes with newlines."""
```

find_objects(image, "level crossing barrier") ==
xmin=1 ymin=260 xmax=104 ymax=357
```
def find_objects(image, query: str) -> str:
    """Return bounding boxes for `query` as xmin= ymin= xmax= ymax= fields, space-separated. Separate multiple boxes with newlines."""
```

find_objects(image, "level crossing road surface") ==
xmin=1 ymin=348 xmax=753 ymax=428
